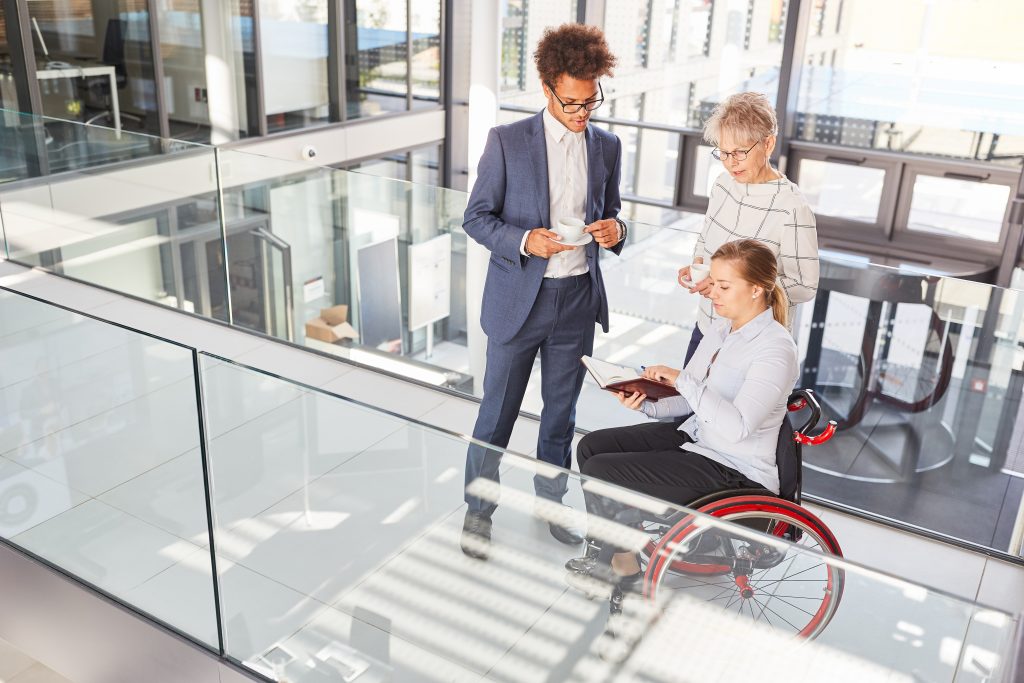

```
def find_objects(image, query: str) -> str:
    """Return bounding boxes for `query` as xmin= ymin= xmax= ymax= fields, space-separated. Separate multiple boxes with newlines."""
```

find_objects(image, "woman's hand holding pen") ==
xmin=642 ymin=364 xmax=680 ymax=385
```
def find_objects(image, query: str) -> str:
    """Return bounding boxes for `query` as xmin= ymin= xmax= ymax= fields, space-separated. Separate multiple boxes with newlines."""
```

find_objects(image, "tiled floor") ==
xmin=0 ymin=638 xmax=72 ymax=683
xmin=1 ymin=260 xmax=1022 ymax=682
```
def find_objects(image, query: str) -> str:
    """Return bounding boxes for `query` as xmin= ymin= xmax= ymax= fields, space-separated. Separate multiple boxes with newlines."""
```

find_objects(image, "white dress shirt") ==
xmin=640 ymin=308 xmax=799 ymax=493
xmin=523 ymin=108 xmax=590 ymax=278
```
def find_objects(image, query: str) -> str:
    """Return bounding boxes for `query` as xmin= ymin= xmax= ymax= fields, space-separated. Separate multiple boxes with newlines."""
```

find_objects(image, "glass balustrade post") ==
xmin=213 ymin=147 xmax=234 ymax=326
xmin=191 ymin=348 xmax=227 ymax=656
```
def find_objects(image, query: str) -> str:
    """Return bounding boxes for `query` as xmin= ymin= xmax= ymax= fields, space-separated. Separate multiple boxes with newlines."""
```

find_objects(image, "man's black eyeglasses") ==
xmin=546 ymin=82 xmax=604 ymax=114
xmin=712 ymin=139 xmax=763 ymax=162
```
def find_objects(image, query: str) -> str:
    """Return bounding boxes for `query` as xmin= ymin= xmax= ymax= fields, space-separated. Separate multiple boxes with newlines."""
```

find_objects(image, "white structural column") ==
xmin=464 ymin=1 xmax=501 ymax=397
xmin=200 ymin=0 xmax=242 ymax=145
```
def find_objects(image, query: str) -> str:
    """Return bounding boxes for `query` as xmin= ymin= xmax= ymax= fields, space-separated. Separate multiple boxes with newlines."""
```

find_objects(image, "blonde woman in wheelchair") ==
xmin=567 ymin=239 xmax=798 ymax=591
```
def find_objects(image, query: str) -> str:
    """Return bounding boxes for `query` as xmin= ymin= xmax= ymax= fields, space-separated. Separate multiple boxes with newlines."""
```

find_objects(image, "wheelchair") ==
xmin=635 ymin=389 xmax=841 ymax=639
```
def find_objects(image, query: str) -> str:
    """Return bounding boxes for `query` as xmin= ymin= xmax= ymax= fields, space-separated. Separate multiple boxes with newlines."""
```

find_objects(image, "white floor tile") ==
xmin=215 ymin=424 xmax=467 ymax=604
xmin=0 ymin=314 xmax=139 ymax=389
xmin=0 ymin=290 xmax=69 ymax=339
xmin=0 ymin=268 xmax=121 ymax=312
xmin=952 ymin=606 xmax=1019 ymax=682
xmin=815 ymin=509 xmax=987 ymax=601
xmin=233 ymin=342 xmax=355 ymax=390
xmin=162 ymin=316 xmax=268 ymax=360
xmin=88 ymin=296 xmax=195 ymax=338
xmin=976 ymin=558 xmax=1024 ymax=614
xmin=0 ymin=456 xmax=90 ymax=537
xmin=8 ymin=662 xmax=72 ymax=683
xmin=0 ymin=340 xmax=195 ymax=456
xmin=123 ymin=546 xmax=219 ymax=648
xmin=321 ymin=368 xmax=447 ymax=420
xmin=6 ymin=378 xmax=200 ymax=497
xmin=268 ymin=602 xmax=484 ymax=683
xmin=206 ymin=391 xmax=407 ymax=534
xmin=484 ymin=587 xmax=609 ymax=683
xmin=814 ymin=569 xmax=975 ymax=683
xmin=419 ymin=398 xmax=541 ymax=457
xmin=99 ymin=449 xmax=210 ymax=545
xmin=201 ymin=361 xmax=306 ymax=439
xmin=0 ymin=637 xmax=37 ymax=680
xmin=216 ymin=561 xmax=333 ymax=663
xmin=13 ymin=498 xmax=201 ymax=598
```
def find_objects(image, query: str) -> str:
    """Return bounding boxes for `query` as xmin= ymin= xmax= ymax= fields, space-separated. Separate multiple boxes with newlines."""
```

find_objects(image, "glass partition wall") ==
xmin=1 ymin=285 xmax=1017 ymax=682
xmin=5 ymin=120 xmax=1024 ymax=564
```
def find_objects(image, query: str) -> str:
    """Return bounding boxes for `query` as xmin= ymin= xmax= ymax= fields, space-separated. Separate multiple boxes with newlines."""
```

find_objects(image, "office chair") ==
xmin=82 ymin=19 xmax=142 ymax=129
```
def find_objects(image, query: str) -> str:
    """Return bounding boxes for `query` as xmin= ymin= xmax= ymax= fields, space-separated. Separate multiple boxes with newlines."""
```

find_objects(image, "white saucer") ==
xmin=549 ymin=233 xmax=593 ymax=247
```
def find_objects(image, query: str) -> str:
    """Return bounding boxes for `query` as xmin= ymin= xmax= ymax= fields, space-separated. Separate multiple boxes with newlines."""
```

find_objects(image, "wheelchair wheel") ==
xmin=643 ymin=496 xmax=844 ymax=639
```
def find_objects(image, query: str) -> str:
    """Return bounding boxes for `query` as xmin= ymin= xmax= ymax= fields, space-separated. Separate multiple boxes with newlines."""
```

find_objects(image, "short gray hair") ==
xmin=702 ymin=92 xmax=778 ymax=146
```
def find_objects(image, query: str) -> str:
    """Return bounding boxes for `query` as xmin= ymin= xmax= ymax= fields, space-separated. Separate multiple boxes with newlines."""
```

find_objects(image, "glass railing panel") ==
xmin=796 ymin=258 xmax=1024 ymax=555
xmin=0 ymin=135 xmax=224 ymax=318
xmin=213 ymin=150 xmax=474 ymax=393
xmin=198 ymin=354 xmax=1017 ymax=682
xmin=0 ymin=108 xmax=170 ymax=182
xmin=0 ymin=287 xmax=218 ymax=648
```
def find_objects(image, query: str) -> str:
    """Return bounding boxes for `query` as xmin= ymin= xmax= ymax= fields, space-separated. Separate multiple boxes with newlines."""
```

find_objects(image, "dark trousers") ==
xmin=465 ymin=274 xmax=599 ymax=516
xmin=577 ymin=421 xmax=766 ymax=523
xmin=683 ymin=325 xmax=703 ymax=368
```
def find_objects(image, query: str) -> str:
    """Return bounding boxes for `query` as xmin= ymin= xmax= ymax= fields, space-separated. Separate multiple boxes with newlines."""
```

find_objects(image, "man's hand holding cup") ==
xmin=526 ymin=217 xmax=585 ymax=258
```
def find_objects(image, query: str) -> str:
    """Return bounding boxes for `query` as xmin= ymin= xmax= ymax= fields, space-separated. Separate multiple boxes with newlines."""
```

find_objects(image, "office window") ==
xmin=798 ymin=159 xmax=885 ymax=223
xmin=0 ymin=4 xmax=20 ymax=112
xmin=907 ymin=175 xmax=1010 ymax=243
xmin=692 ymin=144 xmax=717 ymax=198
xmin=158 ymin=0 xmax=255 ymax=143
xmin=601 ymin=0 xmax=786 ymax=130
xmin=410 ymin=0 xmax=441 ymax=109
xmin=260 ymin=0 xmax=329 ymax=133
xmin=348 ymin=0 xmax=410 ymax=118
xmin=795 ymin=0 xmax=1024 ymax=165
xmin=24 ymin=0 xmax=161 ymax=136
xmin=498 ymin=1 xmax=577 ymax=103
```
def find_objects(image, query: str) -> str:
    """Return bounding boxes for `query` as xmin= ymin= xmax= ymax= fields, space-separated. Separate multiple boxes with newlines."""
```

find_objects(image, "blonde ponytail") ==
xmin=767 ymin=286 xmax=788 ymax=328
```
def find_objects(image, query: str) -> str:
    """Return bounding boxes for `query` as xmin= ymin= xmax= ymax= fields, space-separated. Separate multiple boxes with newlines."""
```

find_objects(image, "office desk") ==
xmin=35 ymin=63 xmax=120 ymax=136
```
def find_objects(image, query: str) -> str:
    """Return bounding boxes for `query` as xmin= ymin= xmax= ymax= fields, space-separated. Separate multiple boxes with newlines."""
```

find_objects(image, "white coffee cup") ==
xmin=554 ymin=217 xmax=586 ymax=243
xmin=686 ymin=263 xmax=710 ymax=286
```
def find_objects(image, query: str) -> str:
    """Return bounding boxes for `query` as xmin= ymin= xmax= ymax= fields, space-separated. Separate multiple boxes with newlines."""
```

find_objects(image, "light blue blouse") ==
xmin=641 ymin=308 xmax=799 ymax=493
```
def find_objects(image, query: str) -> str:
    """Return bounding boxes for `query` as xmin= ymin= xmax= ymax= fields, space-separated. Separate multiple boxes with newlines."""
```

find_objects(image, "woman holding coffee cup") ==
xmin=679 ymin=92 xmax=819 ymax=365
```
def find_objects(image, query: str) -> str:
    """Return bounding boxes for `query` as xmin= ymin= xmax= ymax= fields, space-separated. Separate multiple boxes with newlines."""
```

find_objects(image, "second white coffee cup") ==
xmin=688 ymin=263 xmax=710 ymax=283
xmin=555 ymin=217 xmax=586 ymax=243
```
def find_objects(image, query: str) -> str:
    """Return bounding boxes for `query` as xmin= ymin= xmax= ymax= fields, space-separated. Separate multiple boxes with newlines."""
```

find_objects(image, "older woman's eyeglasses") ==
xmin=546 ymin=82 xmax=604 ymax=114
xmin=712 ymin=139 xmax=763 ymax=161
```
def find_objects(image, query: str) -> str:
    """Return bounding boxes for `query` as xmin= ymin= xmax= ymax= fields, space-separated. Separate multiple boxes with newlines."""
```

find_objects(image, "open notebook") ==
xmin=581 ymin=356 xmax=680 ymax=401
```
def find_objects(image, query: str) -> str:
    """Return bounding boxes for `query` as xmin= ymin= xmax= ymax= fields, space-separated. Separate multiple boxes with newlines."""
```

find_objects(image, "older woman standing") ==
xmin=679 ymin=92 xmax=819 ymax=364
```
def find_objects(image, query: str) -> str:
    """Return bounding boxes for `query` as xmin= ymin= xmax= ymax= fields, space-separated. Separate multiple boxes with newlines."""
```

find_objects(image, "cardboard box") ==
xmin=320 ymin=305 xmax=349 ymax=326
xmin=305 ymin=305 xmax=357 ymax=343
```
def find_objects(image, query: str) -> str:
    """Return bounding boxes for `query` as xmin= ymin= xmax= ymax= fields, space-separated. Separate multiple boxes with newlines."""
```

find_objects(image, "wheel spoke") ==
xmin=754 ymin=597 xmax=801 ymax=632
xmin=750 ymin=562 xmax=826 ymax=592
xmin=759 ymin=595 xmax=817 ymax=618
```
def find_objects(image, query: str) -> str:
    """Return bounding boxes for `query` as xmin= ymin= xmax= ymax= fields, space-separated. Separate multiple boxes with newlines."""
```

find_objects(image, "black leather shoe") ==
xmin=565 ymin=566 xmax=643 ymax=599
xmin=565 ymin=538 xmax=601 ymax=571
xmin=548 ymin=522 xmax=585 ymax=546
xmin=460 ymin=511 xmax=492 ymax=560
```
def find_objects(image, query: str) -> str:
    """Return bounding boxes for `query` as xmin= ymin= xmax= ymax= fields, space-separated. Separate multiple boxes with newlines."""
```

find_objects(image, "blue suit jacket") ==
xmin=464 ymin=111 xmax=624 ymax=345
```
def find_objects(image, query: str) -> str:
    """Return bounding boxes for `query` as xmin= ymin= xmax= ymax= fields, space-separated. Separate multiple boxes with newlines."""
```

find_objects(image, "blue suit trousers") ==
xmin=465 ymin=273 xmax=599 ymax=516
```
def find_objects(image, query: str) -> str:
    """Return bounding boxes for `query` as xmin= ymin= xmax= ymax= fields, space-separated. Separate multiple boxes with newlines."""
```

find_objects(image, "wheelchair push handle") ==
xmin=787 ymin=389 xmax=837 ymax=446
xmin=795 ymin=420 xmax=837 ymax=446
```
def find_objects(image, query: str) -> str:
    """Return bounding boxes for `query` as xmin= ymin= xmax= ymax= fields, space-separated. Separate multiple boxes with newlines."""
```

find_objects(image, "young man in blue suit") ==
xmin=461 ymin=24 xmax=627 ymax=559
